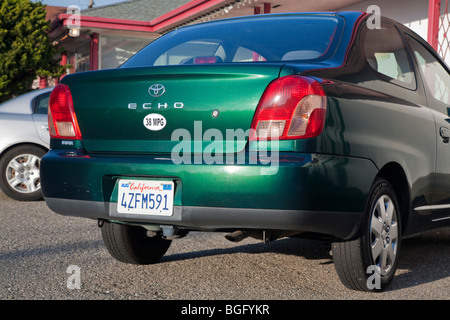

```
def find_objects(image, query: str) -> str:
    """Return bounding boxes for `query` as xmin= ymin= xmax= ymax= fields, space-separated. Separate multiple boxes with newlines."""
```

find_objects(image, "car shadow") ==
xmin=389 ymin=228 xmax=450 ymax=291
xmin=161 ymin=228 xmax=450 ymax=291
xmin=162 ymin=234 xmax=333 ymax=263
xmin=0 ymin=240 xmax=105 ymax=262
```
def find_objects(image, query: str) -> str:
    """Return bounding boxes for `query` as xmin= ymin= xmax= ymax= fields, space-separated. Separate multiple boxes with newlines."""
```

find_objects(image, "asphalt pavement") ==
xmin=0 ymin=190 xmax=449 ymax=305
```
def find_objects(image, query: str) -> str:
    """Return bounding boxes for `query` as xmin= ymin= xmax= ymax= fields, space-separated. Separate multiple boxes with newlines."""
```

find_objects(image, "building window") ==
xmin=100 ymin=35 xmax=152 ymax=69
xmin=72 ymin=38 xmax=91 ymax=73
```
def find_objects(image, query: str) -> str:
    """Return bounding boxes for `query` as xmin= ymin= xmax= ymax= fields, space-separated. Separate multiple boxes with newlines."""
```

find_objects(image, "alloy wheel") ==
xmin=5 ymin=154 xmax=41 ymax=194
xmin=370 ymin=194 xmax=399 ymax=276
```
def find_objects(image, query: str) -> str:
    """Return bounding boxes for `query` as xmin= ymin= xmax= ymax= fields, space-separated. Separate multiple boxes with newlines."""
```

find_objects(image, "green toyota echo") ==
xmin=41 ymin=12 xmax=450 ymax=291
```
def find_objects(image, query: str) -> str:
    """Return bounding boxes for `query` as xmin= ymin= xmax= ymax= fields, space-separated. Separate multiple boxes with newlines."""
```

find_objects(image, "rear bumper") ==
xmin=45 ymin=197 xmax=362 ymax=239
xmin=41 ymin=150 xmax=378 ymax=240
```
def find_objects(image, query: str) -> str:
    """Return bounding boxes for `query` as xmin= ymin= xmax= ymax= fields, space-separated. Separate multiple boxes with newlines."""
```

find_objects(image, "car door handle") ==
xmin=440 ymin=127 xmax=450 ymax=143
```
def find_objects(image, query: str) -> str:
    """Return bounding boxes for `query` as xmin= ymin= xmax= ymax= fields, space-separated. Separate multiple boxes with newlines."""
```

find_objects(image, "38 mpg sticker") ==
xmin=143 ymin=113 xmax=166 ymax=131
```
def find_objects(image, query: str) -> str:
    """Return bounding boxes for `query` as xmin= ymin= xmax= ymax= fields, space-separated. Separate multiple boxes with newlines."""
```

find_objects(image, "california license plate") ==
xmin=117 ymin=179 xmax=174 ymax=216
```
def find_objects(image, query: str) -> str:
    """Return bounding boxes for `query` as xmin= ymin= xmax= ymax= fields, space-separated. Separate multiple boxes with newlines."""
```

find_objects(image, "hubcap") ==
xmin=5 ymin=154 xmax=41 ymax=194
xmin=370 ymin=195 xmax=399 ymax=276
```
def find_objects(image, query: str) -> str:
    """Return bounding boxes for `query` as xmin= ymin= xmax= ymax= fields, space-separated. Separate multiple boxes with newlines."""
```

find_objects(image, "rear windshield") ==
xmin=121 ymin=15 xmax=343 ymax=68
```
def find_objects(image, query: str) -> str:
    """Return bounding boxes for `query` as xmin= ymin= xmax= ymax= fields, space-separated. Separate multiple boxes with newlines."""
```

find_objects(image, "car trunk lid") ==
xmin=64 ymin=64 xmax=283 ymax=154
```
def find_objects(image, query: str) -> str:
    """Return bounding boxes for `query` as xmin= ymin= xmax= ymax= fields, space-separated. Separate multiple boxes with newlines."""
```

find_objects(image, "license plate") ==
xmin=117 ymin=179 xmax=174 ymax=216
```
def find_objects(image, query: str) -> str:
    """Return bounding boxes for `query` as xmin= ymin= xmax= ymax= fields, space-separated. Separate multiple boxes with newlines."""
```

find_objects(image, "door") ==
xmin=406 ymin=33 xmax=450 ymax=225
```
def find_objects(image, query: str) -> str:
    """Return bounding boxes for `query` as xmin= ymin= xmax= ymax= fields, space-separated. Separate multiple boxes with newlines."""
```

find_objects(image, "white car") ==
xmin=0 ymin=87 xmax=52 ymax=201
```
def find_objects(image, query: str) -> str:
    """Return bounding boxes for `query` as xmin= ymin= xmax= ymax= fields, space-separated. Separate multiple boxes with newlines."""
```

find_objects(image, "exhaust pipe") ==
xmin=225 ymin=230 xmax=300 ymax=243
xmin=224 ymin=230 xmax=276 ymax=243
xmin=225 ymin=230 xmax=249 ymax=242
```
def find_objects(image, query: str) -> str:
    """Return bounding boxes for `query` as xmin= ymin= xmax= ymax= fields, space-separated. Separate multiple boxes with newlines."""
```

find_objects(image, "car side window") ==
xmin=33 ymin=92 xmax=50 ymax=115
xmin=405 ymin=34 xmax=450 ymax=108
xmin=362 ymin=22 xmax=415 ymax=89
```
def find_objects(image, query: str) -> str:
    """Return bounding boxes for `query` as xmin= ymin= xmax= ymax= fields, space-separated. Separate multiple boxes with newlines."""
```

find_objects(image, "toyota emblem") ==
xmin=148 ymin=84 xmax=165 ymax=97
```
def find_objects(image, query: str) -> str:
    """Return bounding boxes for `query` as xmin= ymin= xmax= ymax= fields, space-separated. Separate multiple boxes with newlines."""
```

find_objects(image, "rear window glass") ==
xmin=121 ymin=15 xmax=343 ymax=68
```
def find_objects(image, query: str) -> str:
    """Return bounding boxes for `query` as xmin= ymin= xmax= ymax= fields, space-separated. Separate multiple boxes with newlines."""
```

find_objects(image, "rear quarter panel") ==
xmin=0 ymin=113 xmax=48 ymax=154
xmin=290 ymin=17 xmax=439 ymax=237
xmin=309 ymin=80 xmax=436 ymax=237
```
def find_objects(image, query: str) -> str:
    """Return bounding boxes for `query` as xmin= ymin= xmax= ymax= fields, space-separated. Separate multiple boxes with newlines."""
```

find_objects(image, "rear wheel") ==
xmin=101 ymin=221 xmax=171 ymax=264
xmin=0 ymin=145 xmax=46 ymax=201
xmin=332 ymin=178 xmax=401 ymax=291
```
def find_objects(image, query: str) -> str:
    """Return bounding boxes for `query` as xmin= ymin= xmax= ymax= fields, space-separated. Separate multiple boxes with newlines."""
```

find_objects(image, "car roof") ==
xmin=0 ymin=87 xmax=54 ymax=114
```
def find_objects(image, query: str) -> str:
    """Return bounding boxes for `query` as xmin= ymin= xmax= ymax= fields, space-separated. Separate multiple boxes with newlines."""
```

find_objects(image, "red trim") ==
xmin=428 ymin=0 xmax=440 ymax=50
xmin=150 ymin=0 xmax=210 ymax=25
xmin=59 ymin=13 xmax=152 ymax=27
xmin=254 ymin=3 xmax=271 ymax=14
xmin=149 ymin=0 xmax=227 ymax=31
xmin=57 ymin=13 xmax=155 ymax=32
xmin=55 ymin=1 xmax=232 ymax=33
xmin=39 ymin=77 xmax=47 ymax=89
xmin=90 ymin=33 xmax=99 ymax=70
xmin=302 ymin=12 xmax=368 ymax=74
xmin=60 ymin=51 xmax=67 ymax=80
xmin=61 ymin=51 xmax=67 ymax=66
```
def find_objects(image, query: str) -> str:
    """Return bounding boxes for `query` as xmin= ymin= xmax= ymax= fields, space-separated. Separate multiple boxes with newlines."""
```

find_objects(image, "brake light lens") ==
xmin=250 ymin=75 xmax=327 ymax=140
xmin=48 ymin=84 xmax=82 ymax=139
xmin=194 ymin=56 xmax=219 ymax=64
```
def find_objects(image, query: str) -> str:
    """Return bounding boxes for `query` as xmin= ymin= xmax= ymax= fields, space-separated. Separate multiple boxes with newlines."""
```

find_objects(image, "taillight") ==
xmin=48 ymin=84 xmax=82 ymax=139
xmin=250 ymin=75 xmax=326 ymax=140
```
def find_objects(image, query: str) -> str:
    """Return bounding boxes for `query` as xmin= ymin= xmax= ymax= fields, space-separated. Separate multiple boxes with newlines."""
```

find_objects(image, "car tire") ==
xmin=101 ymin=221 xmax=172 ymax=265
xmin=331 ymin=178 xmax=401 ymax=291
xmin=0 ymin=145 xmax=47 ymax=201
